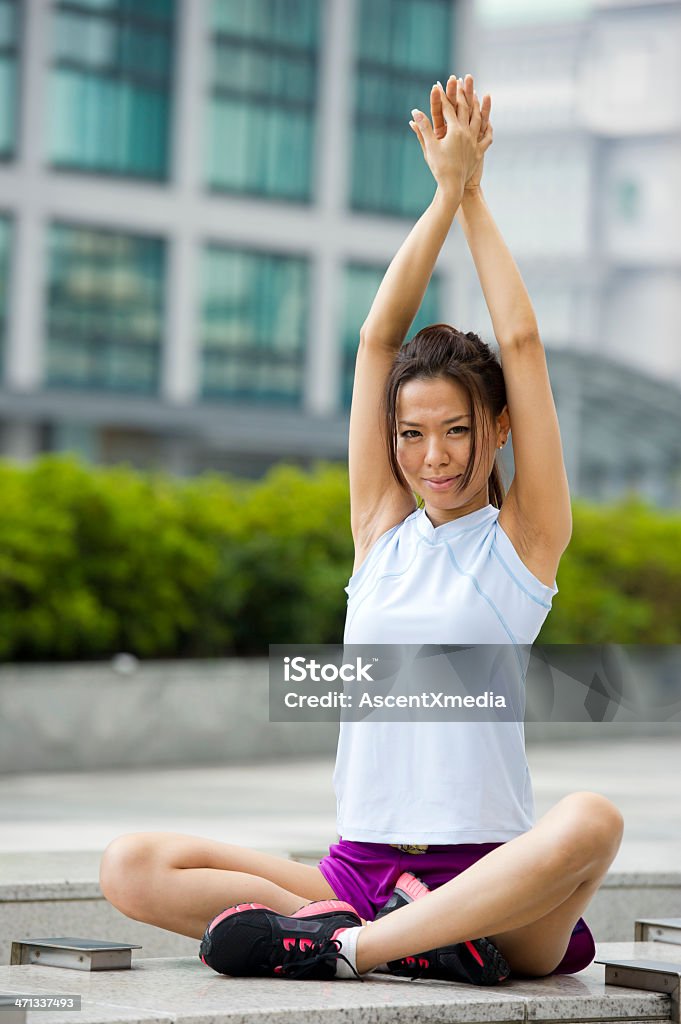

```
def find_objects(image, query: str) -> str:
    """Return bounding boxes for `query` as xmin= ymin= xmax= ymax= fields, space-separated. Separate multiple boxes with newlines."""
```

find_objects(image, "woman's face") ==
xmin=395 ymin=375 xmax=506 ymax=514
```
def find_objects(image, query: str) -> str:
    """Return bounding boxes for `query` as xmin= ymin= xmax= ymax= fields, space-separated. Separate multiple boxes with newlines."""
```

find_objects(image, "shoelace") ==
xmin=275 ymin=936 xmax=363 ymax=981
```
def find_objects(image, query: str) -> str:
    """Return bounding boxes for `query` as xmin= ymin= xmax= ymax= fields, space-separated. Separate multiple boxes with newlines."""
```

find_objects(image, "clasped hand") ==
xmin=410 ymin=73 xmax=493 ymax=197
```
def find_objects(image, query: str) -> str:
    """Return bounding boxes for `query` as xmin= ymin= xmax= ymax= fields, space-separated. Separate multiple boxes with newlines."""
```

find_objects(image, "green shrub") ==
xmin=0 ymin=455 xmax=678 ymax=660
xmin=540 ymin=495 xmax=681 ymax=643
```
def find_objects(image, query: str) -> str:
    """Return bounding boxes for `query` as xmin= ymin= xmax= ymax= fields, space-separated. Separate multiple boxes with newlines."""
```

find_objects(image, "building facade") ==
xmin=0 ymin=0 xmax=679 ymax=504
xmin=0 ymin=0 xmax=454 ymax=476
xmin=473 ymin=0 xmax=681 ymax=504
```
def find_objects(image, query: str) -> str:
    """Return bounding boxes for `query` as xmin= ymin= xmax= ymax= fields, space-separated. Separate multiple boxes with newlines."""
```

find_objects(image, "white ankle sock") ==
xmin=334 ymin=925 xmax=370 ymax=979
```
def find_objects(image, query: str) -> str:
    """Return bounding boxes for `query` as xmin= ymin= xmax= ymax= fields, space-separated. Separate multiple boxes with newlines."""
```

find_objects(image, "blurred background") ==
xmin=0 ymin=3 xmax=680 ymax=958
xmin=0 ymin=0 xmax=679 ymax=501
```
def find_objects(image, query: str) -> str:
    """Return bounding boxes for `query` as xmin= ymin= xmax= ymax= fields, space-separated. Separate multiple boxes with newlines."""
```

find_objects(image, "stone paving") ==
xmin=1 ymin=737 xmax=680 ymax=868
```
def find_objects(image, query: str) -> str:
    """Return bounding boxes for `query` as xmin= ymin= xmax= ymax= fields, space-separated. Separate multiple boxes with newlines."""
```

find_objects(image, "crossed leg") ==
xmin=355 ymin=791 xmax=623 ymax=976
xmin=99 ymin=833 xmax=339 ymax=940
xmin=100 ymin=790 xmax=622 ymax=979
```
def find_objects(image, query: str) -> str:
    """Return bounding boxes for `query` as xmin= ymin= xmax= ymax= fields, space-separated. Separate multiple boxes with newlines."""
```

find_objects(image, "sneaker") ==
xmin=292 ymin=898 xmax=362 ymax=922
xmin=199 ymin=900 xmax=363 ymax=979
xmin=375 ymin=871 xmax=511 ymax=985
xmin=375 ymin=870 xmax=431 ymax=921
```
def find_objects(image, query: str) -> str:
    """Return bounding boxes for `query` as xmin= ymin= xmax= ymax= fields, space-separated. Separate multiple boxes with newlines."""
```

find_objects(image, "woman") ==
xmin=99 ymin=74 xmax=623 ymax=984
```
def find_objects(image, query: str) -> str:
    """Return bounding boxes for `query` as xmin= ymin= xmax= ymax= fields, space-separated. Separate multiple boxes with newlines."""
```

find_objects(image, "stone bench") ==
xmin=0 ymin=942 xmax=680 ymax=1024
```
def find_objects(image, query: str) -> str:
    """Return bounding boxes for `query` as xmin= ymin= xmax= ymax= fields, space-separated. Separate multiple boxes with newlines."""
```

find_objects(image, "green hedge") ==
xmin=0 ymin=455 xmax=678 ymax=660
xmin=540 ymin=496 xmax=681 ymax=644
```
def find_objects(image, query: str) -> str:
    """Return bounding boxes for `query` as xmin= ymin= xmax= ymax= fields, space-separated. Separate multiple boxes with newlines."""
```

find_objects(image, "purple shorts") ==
xmin=318 ymin=838 xmax=595 ymax=976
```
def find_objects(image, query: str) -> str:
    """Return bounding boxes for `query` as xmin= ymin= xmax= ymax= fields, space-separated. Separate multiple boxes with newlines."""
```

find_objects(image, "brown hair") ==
xmin=381 ymin=324 xmax=508 ymax=509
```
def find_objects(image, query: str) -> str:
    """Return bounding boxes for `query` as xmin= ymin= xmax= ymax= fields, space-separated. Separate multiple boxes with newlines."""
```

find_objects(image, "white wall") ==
xmin=604 ymin=140 xmax=681 ymax=265
xmin=602 ymin=269 xmax=681 ymax=379
xmin=577 ymin=5 xmax=681 ymax=137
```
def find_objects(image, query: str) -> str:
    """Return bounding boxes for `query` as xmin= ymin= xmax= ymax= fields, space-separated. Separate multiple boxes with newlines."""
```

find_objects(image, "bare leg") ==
xmin=487 ymin=865 xmax=606 ymax=976
xmin=356 ymin=791 xmax=623 ymax=976
xmin=99 ymin=831 xmax=341 ymax=940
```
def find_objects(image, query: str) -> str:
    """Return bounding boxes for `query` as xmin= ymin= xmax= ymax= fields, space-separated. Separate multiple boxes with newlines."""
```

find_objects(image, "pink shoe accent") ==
xmin=282 ymin=935 xmax=323 ymax=953
xmin=207 ymin=902 xmax=273 ymax=934
xmin=465 ymin=940 xmax=484 ymax=966
xmin=400 ymin=954 xmax=429 ymax=969
xmin=293 ymin=899 xmax=360 ymax=918
xmin=394 ymin=872 xmax=430 ymax=901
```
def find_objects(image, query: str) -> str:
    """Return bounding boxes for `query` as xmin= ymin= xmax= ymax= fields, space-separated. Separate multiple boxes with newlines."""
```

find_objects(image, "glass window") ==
xmin=0 ymin=214 xmax=10 ymax=376
xmin=615 ymin=179 xmax=640 ymax=223
xmin=351 ymin=0 xmax=453 ymax=217
xmin=46 ymin=223 xmax=165 ymax=393
xmin=206 ymin=0 xmax=321 ymax=199
xmin=341 ymin=262 xmax=440 ymax=407
xmin=49 ymin=0 xmax=175 ymax=179
xmin=0 ymin=0 xmax=19 ymax=158
xmin=201 ymin=244 xmax=309 ymax=404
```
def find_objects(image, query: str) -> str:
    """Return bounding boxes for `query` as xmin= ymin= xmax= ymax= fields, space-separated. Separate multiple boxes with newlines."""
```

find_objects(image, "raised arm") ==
xmin=349 ymin=190 xmax=459 ymax=557
xmin=434 ymin=76 xmax=572 ymax=572
xmin=349 ymin=82 xmax=483 ymax=568
xmin=456 ymin=187 xmax=539 ymax=347
xmin=467 ymin=186 xmax=572 ymax=556
xmin=432 ymin=75 xmax=537 ymax=345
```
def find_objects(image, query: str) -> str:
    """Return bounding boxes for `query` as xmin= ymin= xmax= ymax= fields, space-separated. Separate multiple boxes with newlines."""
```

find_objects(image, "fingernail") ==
xmin=436 ymin=80 xmax=443 ymax=89
xmin=411 ymin=108 xmax=422 ymax=120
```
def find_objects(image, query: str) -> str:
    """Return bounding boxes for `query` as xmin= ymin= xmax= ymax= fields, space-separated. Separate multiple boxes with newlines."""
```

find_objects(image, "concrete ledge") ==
xmin=0 ymin=943 xmax=676 ymax=1024
xmin=0 ymin=660 xmax=338 ymax=774
xmin=2 ymin=659 xmax=680 ymax=774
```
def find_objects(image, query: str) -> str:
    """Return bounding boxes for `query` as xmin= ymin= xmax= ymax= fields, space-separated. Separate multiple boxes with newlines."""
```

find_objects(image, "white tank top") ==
xmin=333 ymin=503 xmax=558 ymax=844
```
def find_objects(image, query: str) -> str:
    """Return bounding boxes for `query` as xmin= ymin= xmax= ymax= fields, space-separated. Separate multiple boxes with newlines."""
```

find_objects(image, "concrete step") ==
xmin=3 ymin=850 xmax=681 ymax=966
xmin=636 ymin=918 xmax=681 ymax=944
xmin=0 ymin=942 xmax=678 ymax=1024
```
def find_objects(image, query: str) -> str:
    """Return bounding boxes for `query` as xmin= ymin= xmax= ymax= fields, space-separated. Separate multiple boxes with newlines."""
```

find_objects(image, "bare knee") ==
xmin=566 ymin=791 xmax=624 ymax=855
xmin=99 ymin=832 xmax=167 ymax=918
xmin=554 ymin=792 xmax=624 ymax=873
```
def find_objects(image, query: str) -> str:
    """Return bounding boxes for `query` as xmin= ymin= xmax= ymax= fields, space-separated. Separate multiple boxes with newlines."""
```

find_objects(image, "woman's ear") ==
xmin=494 ymin=406 xmax=510 ymax=448
xmin=498 ymin=405 xmax=511 ymax=433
